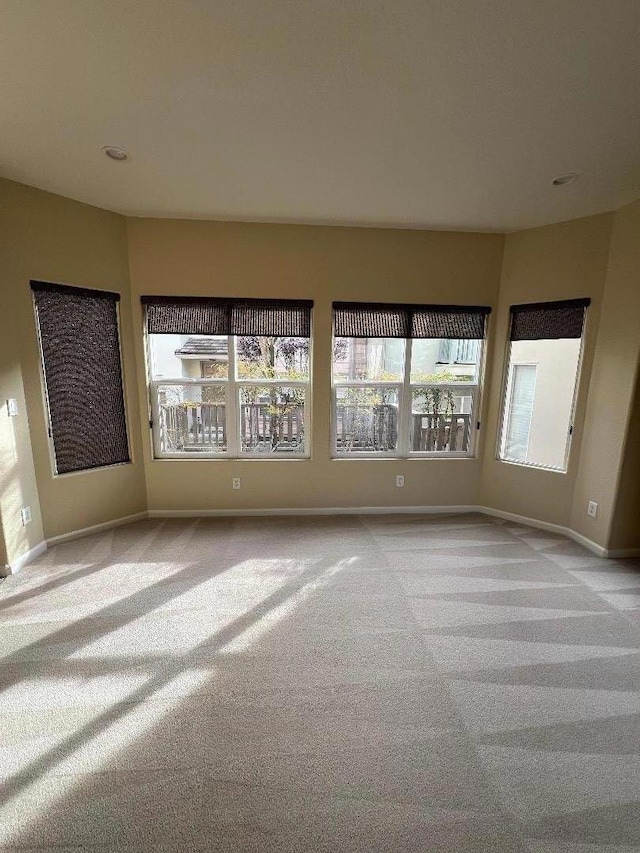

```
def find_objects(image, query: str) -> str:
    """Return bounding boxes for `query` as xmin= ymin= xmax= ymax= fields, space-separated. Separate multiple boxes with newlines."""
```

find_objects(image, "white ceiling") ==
xmin=2 ymin=0 xmax=640 ymax=232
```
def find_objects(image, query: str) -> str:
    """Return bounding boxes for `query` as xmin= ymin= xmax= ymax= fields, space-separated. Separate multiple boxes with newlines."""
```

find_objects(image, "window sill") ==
xmin=152 ymin=454 xmax=311 ymax=461
xmin=53 ymin=460 xmax=133 ymax=478
xmin=331 ymin=453 xmax=476 ymax=461
xmin=496 ymin=457 xmax=568 ymax=474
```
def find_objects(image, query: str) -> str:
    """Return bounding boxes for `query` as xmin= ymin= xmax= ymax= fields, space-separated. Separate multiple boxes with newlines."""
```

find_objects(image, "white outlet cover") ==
xmin=6 ymin=398 xmax=18 ymax=417
xmin=21 ymin=506 xmax=32 ymax=525
xmin=396 ymin=475 xmax=405 ymax=487
xmin=587 ymin=500 xmax=598 ymax=518
xmin=232 ymin=478 xmax=241 ymax=490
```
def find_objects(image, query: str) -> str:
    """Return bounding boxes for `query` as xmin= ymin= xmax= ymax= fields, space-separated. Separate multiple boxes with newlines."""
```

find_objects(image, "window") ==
xmin=332 ymin=302 xmax=490 ymax=457
xmin=31 ymin=281 xmax=130 ymax=474
xmin=499 ymin=298 xmax=589 ymax=471
xmin=143 ymin=296 xmax=312 ymax=457
xmin=503 ymin=364 xmax=537 ymax=460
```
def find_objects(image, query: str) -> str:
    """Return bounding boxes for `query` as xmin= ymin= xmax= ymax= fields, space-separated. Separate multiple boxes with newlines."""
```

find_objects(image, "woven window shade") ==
xmin=142 ymin=296 xmax=231 ymax=335
xmin=142 ymin=296 xmax=313 ymax=337
xmin=230 ymin=299 xmax=312 ymax=336
xmin=410 ymin=305 xmax=490 ymax=339
xmin=510 ymin=298 xmax=590 ymax=341
xmin=333 ymin=302 xmax=491 ymax=339
xmin=31 ymin=281 xmax=130 ymax=475
xmin=332 ymin=302 xmax=409 ymax=338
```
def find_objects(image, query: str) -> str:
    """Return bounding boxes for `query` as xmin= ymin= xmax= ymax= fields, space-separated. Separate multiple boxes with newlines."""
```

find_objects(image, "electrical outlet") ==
xmin=587 ymin=500 xmax=598 ymax=518
xmin=6 ymin=398 xmax=18 ymax=417
xmin=396 ymin=475 xmax=405 ymax=488
xmin=21 ymin=506 xmax=32 ymax=526
xmin=232 ymin=478 xmax=241 ymax=490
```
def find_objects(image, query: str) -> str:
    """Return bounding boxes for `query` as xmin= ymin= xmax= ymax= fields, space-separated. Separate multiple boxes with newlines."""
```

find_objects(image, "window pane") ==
xmin=502 ymin=365 xmax=536 ymax=460
xmin=236 ymin=336 xmax=309 ymax=380
xmin=411 ymin=338 xmax=480 ymax=382
xmin=500 ymin=338 xmax=582 ymax=470
xmin=156 ymin=384 xmax=227 ymax=453
xmin=149 ymin=335 xmax=228 ymax=380
xmin=335 ymin=387 xmax=399 ymax=453
xmin=410 ymin=387 xmax=473 ymax=452
xmin=239 ymin=386 xmax=305 ymax=454
xmin=333 ymin=338 xmax=404 ymax=382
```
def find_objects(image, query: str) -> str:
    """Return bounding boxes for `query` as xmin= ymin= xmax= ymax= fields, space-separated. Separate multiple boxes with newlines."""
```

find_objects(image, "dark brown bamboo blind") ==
xmin=332 ymin=302 xmax=491 ymax=339
xmin=31 ymin=281 xmax=130 ymax=474
xmin=509 ymin=298 xmax=590 ymax=341
xmin=142 ymin=296 xmax=313 ymax=337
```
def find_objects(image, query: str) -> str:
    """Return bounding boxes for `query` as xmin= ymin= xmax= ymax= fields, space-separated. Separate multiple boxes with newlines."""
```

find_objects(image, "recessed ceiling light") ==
xmin=102 ymin=146 xmax=129 ymax=162
xmin=552 ymin=172 xmax=579 ymax=187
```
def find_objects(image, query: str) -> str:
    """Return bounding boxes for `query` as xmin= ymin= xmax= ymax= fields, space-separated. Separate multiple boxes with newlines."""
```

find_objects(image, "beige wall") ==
xmin=0 ymin=178 xmax=147 ymax=552
xmin=479 ymin=213 xmax=613 ymax=528
xmin=2 ymin=175 xmax=638 ymax=553
xmin=126 ymin=218 xmax=504 ymax=511
xmin=571 ymin=199 xmax=640 ymax=550
xmin=608 ymin=370 xmax=640 ymax=551
xmin=0 ymin=355 xmax=43 ymax=566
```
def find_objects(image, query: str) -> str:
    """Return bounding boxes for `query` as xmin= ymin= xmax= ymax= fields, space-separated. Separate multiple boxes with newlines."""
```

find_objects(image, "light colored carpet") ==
xmin=1 ymin=513 xmax=640 ymax=852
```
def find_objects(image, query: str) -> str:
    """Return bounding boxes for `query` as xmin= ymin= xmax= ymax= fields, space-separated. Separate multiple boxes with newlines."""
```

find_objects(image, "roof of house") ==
xmin=174 ymin=337 xmax=228 ymax=358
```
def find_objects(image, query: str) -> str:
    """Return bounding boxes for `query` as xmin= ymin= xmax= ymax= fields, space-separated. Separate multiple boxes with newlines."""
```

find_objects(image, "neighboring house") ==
xmin=333 ymin=337 xmax=479 ymax=382
xmin=174 ymin=337 xmax=228 ymax=379
xmin=151 ymin=335 xmax=228 ymax=382
xmin=502 ymin=337 xmax=582 ymax=469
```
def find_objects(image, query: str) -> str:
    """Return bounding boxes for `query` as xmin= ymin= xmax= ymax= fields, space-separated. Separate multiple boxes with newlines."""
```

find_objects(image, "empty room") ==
xmin=1 ymin=1 xmax=640 ymax=850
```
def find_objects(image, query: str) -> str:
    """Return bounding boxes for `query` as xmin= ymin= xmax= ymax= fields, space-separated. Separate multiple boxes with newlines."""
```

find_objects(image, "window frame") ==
xmin=331 ymin=336 xmax=485 ymax=459
xmin=148 ymin=333 xmax=312 ymax=460
xmin=496 ymin=320 xmax=587 ymax=474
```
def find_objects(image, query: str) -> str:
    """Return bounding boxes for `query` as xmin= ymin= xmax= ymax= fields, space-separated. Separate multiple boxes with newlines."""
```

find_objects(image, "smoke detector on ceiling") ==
xmin=102 ymin=146 xmax=129 ymax=162
xmin=552 ymin=172 xmax=579 ymax=187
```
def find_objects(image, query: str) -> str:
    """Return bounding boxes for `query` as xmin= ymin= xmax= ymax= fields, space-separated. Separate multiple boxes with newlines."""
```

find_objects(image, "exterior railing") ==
xmin=240 ymin=403 xmax=304 ymax=452
xmin=335 ymin=405 xmax=471 ymax=453
xmin=335 ymin=404 xmax=399 ymax=452
xmin=159 ymin=402 xmax=471 ymax=454
xmin=159 ymin=402 xmax=304 ymax=453
xmin=411 ymin=412 xmax=471 ymax=452
xmin=160 ymin=403 xmax=227 ymax=451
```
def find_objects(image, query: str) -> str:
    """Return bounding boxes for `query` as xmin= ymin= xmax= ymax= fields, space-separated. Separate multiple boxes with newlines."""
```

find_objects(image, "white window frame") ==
xmin=331 ymin=336 xmax=484 ymax=459
xmin=497 ymin=332 xmax=586 ymax=473
xmin=148 ymin=334 xmax=311 ymax=460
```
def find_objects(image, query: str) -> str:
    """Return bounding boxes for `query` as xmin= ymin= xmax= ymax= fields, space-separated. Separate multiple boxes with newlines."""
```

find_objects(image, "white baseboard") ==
xmin=606 ymin=547 xmax=640 ymax=559
xmin=4 ymin=505 xmax=626 ymax=565
xmin=46 ymin=512 xmax=149 ymax=546
xmin=149 ymin=504 xmax=614 ymax=557
xmin=1 ymin=541 xmax=48 ymax=576
xmin=477 ymin=506 xmax=608 ymax=557
xmin=148 ymin=505 xmax=480 ymax=518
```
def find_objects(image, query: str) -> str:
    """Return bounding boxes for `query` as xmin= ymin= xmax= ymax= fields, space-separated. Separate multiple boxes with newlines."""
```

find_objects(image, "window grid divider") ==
xmin=398 ymin=338 xmax=413 ymax=456
xmin=227 ymin=335 xmax=239 ymax=456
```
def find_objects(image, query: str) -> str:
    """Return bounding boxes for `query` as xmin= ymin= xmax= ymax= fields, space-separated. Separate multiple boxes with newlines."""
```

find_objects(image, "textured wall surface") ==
xmin=0 ymin=178 xmax=147 ymax=550
xmin=479 ymin=214 xmax=613 ymax=529
xmin=2 ymin=175 xmax=639 ymax=553
xmin=127 ymin=218 xmax=504 ymax=512
xmin=571 ymin=199 xmax=640 ymax=550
